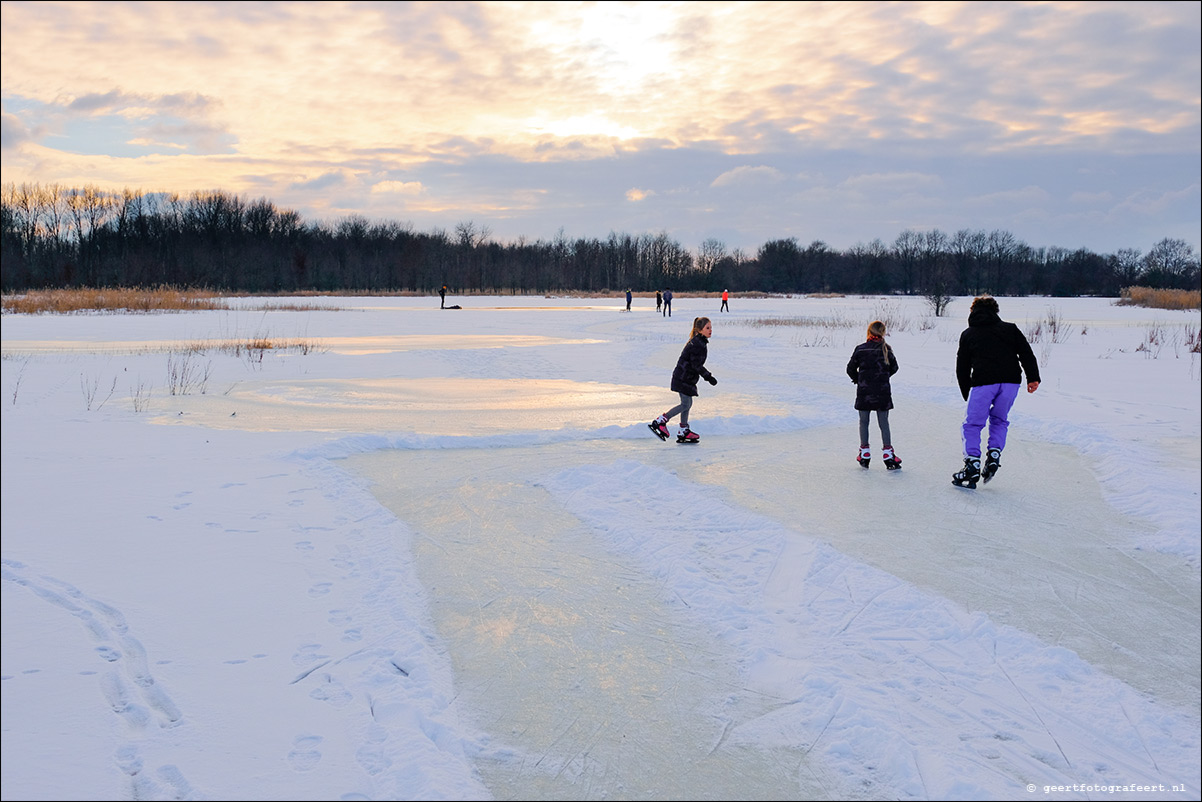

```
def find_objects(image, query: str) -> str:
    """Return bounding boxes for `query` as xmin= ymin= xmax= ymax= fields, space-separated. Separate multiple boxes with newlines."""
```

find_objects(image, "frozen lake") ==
xmin=3 ymin=294 xmax=1199 ymax=800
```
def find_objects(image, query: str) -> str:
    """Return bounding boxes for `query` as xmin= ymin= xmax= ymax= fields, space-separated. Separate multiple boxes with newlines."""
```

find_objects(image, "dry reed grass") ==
xmin=742 ymin=314 xmax=856 ymax=329
xmin=1 ymin=287 xmax=346 ymax=314
xmin=166 ymin=338 xmax=323 ymax=357
xmin=1116 ymin=287 xmax=1201 ymax=310
xmin=3 ymin=287 xmax=227 ymax=314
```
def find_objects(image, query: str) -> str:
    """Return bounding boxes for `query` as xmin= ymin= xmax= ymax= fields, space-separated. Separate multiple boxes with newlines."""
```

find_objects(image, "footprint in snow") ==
xmin=287 ymin=735 xmax=323 ymax=772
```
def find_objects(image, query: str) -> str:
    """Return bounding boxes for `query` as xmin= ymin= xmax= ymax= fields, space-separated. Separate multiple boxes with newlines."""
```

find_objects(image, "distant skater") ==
xmin=439 ymin=284 xmax=447 ymax=308
xmin=626 ymin=288 xmax=632 ymax=311
xmin=846 ymin=320 xmax=901 ymax=469
xmin=662 ymin=287 xmax=673 ymax=317
xmin=648 ymin=316 xmax=717 ymax=444
xmin=720 ymin=289 xmax=729 ymax=312
xmin=951 ymin=295 xmax=1041 ymax=489
xmin=656 ymin=290 xmax=662 ymax=313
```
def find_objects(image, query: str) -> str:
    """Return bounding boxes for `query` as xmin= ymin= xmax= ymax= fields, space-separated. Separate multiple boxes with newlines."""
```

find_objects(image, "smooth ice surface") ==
xmin=2 ymin=294 xmax=1199 ymax=801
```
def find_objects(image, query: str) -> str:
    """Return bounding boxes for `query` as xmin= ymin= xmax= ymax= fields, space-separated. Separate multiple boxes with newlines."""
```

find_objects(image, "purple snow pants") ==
xmin=962 ymin=383 xmax=1021 ymax=458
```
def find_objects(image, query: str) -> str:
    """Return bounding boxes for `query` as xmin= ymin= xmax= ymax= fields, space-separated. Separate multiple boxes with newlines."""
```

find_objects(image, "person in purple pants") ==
xmin=952 ymin=295 xmax=1041 ymax=488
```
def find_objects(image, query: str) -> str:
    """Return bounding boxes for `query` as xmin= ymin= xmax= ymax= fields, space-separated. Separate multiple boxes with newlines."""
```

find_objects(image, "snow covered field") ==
xmin=2 ymin=294 xmax=1199 ymax=801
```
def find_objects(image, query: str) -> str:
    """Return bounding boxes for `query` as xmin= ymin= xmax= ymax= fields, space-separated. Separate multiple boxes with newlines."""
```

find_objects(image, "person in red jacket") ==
xmin=952 ymin=295 xmax=1041 ymax=488
xmin=720 ymin=289 xmax=729 ymax=312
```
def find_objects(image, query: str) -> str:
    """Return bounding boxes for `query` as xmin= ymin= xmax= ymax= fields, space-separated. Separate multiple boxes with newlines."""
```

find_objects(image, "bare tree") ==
xmin=1143 ymin=238 xmax=1199 ymax=288
xmin=985 ymin=229 xmax=1019 ymax=293
xmin=892 ymin=229 xmax=922 ymax=294
xmin=848 ymin=238 xmax=889 ymax=294
xmin=950 ymin=229 xmax=987 ymax=294
xmin=918 ymin=228 xmax=947 ymax=295
xmin=454 ymin=220 xmax=491 ymax=248
xmin=1112 ymin=248 xmax=1142 ymax=289
xmin=696 ymin=238 xmax=727 ymax=279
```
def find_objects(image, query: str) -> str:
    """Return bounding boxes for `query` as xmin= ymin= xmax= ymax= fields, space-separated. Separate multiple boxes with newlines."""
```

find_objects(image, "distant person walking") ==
xmin=656 ymin=290 xmax=663 ymax=314
xmin=439 ymin=285 xmax=447 ymax=309
xmin=720 ymin=289 xmax=729 ymax=312
xmin=662 ymin=287 xmax=673 ymax=317
xmin=846 ymin=320 xmax=901 ymax=470
xmin=951 ymin=295 xmax=1041 ymax=489
xmin=648 ymin=317 xmax=717 ymax=444
xmin=625 ymin=288 xmax=632 ymax=311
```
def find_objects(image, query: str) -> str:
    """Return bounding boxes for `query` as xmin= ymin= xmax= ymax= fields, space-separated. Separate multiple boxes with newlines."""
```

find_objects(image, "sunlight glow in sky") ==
xmin=1 ymin=0 xmax=1198 ymax=253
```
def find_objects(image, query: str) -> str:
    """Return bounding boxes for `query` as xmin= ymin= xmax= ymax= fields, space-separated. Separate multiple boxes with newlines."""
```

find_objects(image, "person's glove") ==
xmin=706 ymin=375 xmax=718 ymax=385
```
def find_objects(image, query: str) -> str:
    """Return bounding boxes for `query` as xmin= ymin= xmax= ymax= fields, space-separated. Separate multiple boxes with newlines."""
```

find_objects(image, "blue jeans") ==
xmin=962 ymin=383 xmax=1020 ymax=458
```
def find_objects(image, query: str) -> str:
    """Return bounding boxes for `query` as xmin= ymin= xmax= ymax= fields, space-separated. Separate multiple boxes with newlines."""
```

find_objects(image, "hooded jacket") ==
xmin=670 ymin=333 xmax=712 ymax=396
xmin=955 ymin=307 xmax=1041 ymax=400
xmin=846 ymin=338 xmax=899 ymax=411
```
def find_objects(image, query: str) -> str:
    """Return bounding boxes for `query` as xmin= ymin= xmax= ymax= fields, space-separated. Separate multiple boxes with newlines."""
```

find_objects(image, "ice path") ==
xmin=671 ymin=426 xmax=1202 ymax=713
xmin=347 ymin=427 xmax=1200 ymax=801
xmin=348 ymin=447 xmax=828 ymax=800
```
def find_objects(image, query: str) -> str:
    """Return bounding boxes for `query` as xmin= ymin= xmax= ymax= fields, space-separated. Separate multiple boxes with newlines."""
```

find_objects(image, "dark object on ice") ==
xmin=952 ymin=457 xmax=981 ymax=489
xmin=982 ymin=448 xmax=1001 ymax=482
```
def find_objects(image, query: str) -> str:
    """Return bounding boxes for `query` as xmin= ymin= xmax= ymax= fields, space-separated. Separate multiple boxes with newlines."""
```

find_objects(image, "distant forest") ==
xmin=3 ymin=183 xmax=1199 ymax=297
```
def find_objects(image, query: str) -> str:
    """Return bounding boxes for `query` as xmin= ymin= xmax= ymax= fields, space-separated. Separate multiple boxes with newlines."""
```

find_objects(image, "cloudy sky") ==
xmin=2 ymin=0 xmax=1199 ymax=255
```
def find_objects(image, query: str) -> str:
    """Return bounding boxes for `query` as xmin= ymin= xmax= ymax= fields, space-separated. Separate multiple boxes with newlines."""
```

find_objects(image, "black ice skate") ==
xmin=982 ymin=448 xmax=1001 ymax=483
xmin=952 ymin=457 xmax=981 ymax=489
xmin=882 ymin=446 xmax=902 ymax=471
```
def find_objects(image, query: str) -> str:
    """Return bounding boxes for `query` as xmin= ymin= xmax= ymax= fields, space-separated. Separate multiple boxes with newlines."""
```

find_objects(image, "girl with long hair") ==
xmin=846 ymin=319 xmax=901 ymax=468
xmin=649 ymin=317 xmax=717 ymax=443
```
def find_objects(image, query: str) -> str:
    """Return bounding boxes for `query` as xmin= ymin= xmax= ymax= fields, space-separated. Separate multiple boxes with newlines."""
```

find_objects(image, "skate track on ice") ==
xmin=346 ymin=403 xmax=1199 ymax=800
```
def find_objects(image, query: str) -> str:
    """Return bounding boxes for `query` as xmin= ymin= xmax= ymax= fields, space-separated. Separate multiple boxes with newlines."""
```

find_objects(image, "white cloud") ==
xmin=1 ymin=111 xmax=33 ymax=149
xmin=1070 ymin=190 xmax=1113 ymax=204
xmin=840 ymin=171 xmax=942 ymax=191
xmin=710 ymin=166 xmax=784 ymax=187
xmin=1113 ymin=184 xmax=1201 ymax=217
xmin=127 ymin=138 xmax=187 ymax=151
xmin=371 ymin=180 xmax=424 ymax=196
xmin=966 ymin=185 xmax=1053 ymax=207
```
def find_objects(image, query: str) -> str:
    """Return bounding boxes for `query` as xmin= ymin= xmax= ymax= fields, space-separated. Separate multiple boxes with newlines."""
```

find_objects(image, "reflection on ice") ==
xmin=319 ymin=334 xmax=606 ymax=355
xmin=0 ymin=334 xmax=603 ymax=357
xmin=153 ymin=377 xmax=786 ymax=434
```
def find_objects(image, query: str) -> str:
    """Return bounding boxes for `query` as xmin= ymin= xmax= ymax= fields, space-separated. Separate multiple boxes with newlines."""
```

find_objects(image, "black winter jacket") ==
xmin=955 ymin=308 xmax=1041 ymax=400
xmin=846 ymin=339 xmax=899 ymax=411
xmin=671 ymin=334 xmax=713 ymax=396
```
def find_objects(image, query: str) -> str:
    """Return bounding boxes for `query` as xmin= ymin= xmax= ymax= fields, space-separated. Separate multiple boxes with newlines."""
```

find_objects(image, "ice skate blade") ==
xmin=648 ymin=423 xmax=669 ymax=441
xmin=952 ymin=479 xmax=978 ymax=490
xmin=677 ymin=438 xmax=700 ymax=444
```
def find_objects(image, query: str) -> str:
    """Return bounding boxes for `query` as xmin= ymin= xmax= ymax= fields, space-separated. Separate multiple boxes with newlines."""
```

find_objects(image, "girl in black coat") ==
xmin=649 ymin=317 xmax=716 ymax=443
xmin=846 ymin=320 xmax=901 ymax=468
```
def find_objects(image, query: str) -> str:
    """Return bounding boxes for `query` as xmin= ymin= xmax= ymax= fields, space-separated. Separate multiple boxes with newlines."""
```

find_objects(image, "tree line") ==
xmin=3 ymin=183 xmax=1199 ymax=298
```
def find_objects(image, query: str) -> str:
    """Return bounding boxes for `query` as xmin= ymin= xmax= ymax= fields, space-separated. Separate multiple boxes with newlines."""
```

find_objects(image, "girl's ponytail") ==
xmin=690 ymin=316 xmax=712 ymax=340
xmin=867 ymin=319 xmax=890 ymax=364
